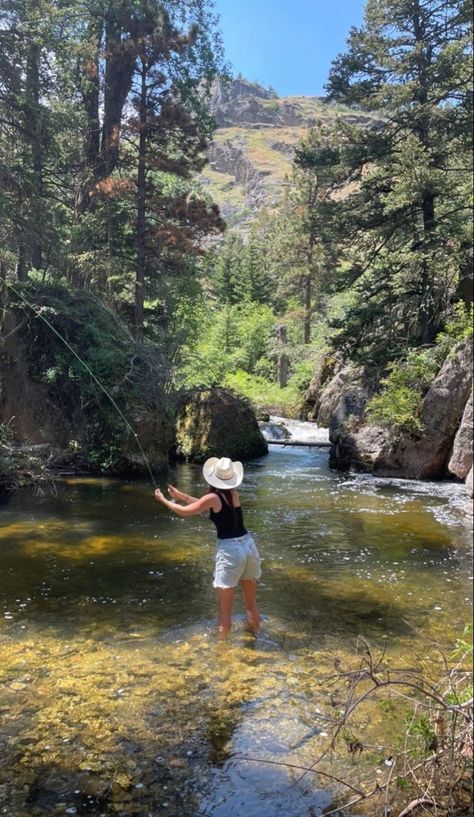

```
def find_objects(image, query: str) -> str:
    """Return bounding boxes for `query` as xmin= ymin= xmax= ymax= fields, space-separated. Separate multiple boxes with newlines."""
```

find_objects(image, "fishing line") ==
xmin=2 ymin=281 xmax=158 ymax=488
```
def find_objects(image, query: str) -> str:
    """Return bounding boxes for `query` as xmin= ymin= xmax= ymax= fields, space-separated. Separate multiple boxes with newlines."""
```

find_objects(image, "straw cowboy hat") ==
xmin=203 ymin=457 xmax=244 ymax=489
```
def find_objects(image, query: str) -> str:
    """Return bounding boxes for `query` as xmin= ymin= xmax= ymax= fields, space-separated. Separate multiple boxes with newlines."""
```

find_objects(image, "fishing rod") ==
xmin=2 ymin=280 xmax=158 ymax=489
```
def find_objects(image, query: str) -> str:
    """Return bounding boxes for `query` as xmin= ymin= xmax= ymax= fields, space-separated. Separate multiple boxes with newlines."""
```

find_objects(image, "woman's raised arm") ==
xmin=155 ymin=490 xmax=218 ymax=517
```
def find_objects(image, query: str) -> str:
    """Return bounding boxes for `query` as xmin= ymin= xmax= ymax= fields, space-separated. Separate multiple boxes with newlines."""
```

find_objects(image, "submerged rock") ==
xmin=175 ymin=388 xmax=268 ymax=463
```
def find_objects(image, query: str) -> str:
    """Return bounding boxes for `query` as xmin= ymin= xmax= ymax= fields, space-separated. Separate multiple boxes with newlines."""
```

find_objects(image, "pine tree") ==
xmin=322 ymin=0 xmax=473 ymax=361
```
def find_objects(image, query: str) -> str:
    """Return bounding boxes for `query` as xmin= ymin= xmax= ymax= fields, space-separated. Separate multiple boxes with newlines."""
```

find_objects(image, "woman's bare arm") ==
xmin=155 ymin=490 xmax=219 ymax=517
xmin=167 ymin=484 xmax=199 ymax=504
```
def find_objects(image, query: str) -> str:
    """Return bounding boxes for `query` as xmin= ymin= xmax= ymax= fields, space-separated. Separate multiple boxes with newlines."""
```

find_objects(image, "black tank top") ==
xmin=210 ymin=492 xmax=248 ymax=540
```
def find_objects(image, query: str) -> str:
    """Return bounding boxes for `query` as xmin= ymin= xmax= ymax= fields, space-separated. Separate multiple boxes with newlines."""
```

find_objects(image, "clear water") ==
xmin=0 ymin=447 xmax=472 ymax=817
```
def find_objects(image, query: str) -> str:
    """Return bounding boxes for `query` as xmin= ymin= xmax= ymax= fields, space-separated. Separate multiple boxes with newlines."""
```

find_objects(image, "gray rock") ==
xmin=318 ymin=366 xmax=368 ymax=427
xmin=466 ymin=466 xmax=473 ymax=497
xmin=389 ymin=339 xmax=473 ymax=478
xmin=175 ymin=388 xmax=268 ymax=463
xmin=448 ymin=389 xmax=473 ymax=479
xmin=330 ymin=339 xmax=473 ymax=479
xmin=259 ymin=421 xmax=290 ymax=441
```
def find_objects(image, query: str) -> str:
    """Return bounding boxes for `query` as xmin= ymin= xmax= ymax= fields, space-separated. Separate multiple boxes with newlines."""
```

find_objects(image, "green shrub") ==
xmin=224 ymin=370 xmax=301 ymax=415
xmin=367 ymin=348 xmax=440 ymax=434
xmin=366 ymin=302 xmax=472 ymax=436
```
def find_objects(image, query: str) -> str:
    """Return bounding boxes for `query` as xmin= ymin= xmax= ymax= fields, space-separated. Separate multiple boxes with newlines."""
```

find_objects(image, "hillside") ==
xmin=201 ymin=78 xmax=382 ymax=227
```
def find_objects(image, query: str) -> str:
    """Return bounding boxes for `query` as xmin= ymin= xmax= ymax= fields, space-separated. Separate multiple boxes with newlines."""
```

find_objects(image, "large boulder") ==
xmin=0 ymin=284 xmax=174 ymax=477
xmin=448 ymin=389 xmax=473 ymax=479
xmin=175 ymin=388 xmax=268 ymax=463
xmin=387 ymin=339 xmax=473 ymax=478
xmin=304 ymin=355 xmax=340 ymax=421
xmin=466 ymin=467 xmax=473 ymax=498
xmin=330 ymin=339 xmax=473 ymax=478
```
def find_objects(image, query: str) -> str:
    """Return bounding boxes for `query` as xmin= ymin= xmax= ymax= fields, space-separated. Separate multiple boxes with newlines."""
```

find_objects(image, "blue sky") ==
xmin=213 ymin=0 xmax=366 ymax=97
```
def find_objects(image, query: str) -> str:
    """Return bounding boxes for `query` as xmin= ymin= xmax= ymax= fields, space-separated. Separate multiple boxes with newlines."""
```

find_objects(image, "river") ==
xmin=0 ymin=446 xmax=472 ymax=817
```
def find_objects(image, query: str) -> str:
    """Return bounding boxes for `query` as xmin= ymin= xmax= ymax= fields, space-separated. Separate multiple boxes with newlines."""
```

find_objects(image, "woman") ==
xmin=154 ymin=457 xmax=261 ymax=639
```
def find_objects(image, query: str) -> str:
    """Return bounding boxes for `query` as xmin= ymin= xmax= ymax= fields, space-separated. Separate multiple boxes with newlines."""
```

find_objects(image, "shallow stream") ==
xmin=0 ymin=447 xmax=472 ymax=817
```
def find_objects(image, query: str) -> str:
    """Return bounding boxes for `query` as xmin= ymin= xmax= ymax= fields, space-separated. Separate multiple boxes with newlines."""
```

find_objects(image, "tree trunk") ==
xmin=277 ymin=324 xmax=289 ymax=388
xmin=419 ymin=191 xmax=437 ymax=345
xmin=134 ymin=62 xmax=147 ymax=343
xmin=303 ymin=275 xmax=312 ymax=344
xmin=76 ymin=19 xmax=102 ymax=216
xmin=102 ymin=11 xmax=137 ymax=179
xmin=25 ymin=36 xmax=42 ymax=270
xmin=456 ymin=250 xmax=473 ymax=307
xmin=16 ymin=241 xmax=27 ymax=282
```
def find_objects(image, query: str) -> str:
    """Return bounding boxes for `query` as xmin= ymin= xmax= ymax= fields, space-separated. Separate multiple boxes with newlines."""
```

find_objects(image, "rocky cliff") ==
xmin=201 ymin=78 xmax=384 ymax=227
xmin=308 ymin=340 xmax=473 ymax=487
xmin=0 ymin=285 xmax=175 ymax=478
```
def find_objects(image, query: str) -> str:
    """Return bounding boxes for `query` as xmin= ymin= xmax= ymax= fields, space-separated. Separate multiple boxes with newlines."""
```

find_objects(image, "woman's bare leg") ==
xmin=240 ymin=580 xmax=260 ymax=634
xmin=216 ymin=588 xmax=235 ymax=639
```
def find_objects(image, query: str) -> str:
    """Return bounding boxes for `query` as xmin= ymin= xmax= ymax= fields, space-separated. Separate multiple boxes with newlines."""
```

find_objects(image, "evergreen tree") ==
xmin=209 ymin=234 xmax=245 ymax=305
xmin=321 ymin=0 xmax=473 ymax=361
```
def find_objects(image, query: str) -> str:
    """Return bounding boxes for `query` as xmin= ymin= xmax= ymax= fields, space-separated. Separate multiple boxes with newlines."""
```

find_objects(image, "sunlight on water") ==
xmin=0 ymin=447 xmax=472 ymax=816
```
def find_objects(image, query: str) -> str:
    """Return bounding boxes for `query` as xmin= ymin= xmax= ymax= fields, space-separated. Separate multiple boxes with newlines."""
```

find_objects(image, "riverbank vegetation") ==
xmin=190 ymin=0 xmax=472 ymax=419
xmin=1 ymin=0 xmax=472 ymax=435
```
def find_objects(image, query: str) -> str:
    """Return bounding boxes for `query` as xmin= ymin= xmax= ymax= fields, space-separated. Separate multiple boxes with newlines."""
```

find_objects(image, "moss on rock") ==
xmin=1 ymin=283 xmax=174 ymax=477
xmin=175 ymin=388 xmax=268 ymax=463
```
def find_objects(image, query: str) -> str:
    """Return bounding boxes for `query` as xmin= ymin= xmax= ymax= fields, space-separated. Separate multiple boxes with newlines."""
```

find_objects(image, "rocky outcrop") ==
xmin=330 ymin=339 xmax=473 ymax=479
xmin=208 ymin=78 xmax=384 ymax=130
xmin=0 ymin=285 xmax=174 ymax=478
xmin=202 ymin=78 xmax=386 ymax=229
xmin=175 ymin=388 xmax=268 ymax=463
xmin=448 ymin=389 xmax=473 ymax=479
xmin=466 ymin=467 xmax=473 ymax=497
xmin=209 ymin=78 xmax=277 ymax=127
xmin=305 ymin=355 xmax=340 ymax=421
xmin=208 ymin=139 xmax=276 ymax=209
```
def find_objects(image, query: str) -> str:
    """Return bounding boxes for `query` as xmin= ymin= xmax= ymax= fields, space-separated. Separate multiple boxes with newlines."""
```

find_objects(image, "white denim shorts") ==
xmin=214 ymin=533 xmax=262 ymax=589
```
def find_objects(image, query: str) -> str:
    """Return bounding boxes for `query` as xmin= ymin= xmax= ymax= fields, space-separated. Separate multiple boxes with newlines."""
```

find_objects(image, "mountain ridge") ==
xmin=201 ymin=78 xmax=382 ymax=227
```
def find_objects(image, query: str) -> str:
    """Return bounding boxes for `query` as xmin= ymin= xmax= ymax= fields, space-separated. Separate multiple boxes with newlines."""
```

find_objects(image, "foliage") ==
xmin=367 ymin=349 xmax=440 ymax=434
xmin=223 ymin=370 xmax=302 ymax=415
xmin=367 ymin=301 xmax=473 ymax=434
xmin=8 ymin=283 xmax=172 ymax=474
xmin=0 ymin=422 xmax=52 ymax=494
xmin=252 ymin=633 xmax=474 ymax=817
xmin=304 ymin=0 xmax=474 ymax=363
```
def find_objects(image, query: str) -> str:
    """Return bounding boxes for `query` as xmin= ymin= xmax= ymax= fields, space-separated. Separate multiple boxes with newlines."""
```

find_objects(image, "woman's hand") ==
xmin=154 ymin=489 xmax=168 ymax=506
xmin=167 ymin=485 xmax=181 ymax=501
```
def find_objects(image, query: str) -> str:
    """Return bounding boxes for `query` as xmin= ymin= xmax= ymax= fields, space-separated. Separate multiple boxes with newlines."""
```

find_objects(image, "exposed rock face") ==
xmin=448 ymin=389 xmax=473 ymax=479
xmin=0 ymin=286 xmax=174 ymax=477
xmin=330 ymin=339 xmax=473 ymax=479
xmin=208 ymin=78 xmax=384 ymax=130
xmin=209 ymin=78 xmax=277 ymax=127
xmin=466 ymin=466 xmax=473 ymax=497
xmin=175 ymin=389 xmax=268 ymax=463
xmin=319 ymin=367 xmax=369 ymax=428
xmin=202 ymin=78 xmax=385 ymax=228
xmin=207 ymin=139 xmax=275 ymax=210
xmin=304 ymin=355 xmax=340 ymax=421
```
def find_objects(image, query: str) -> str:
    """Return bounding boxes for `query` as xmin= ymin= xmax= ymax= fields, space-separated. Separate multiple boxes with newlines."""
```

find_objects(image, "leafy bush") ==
xmin=366 ymin=302 xmax=473 ymax=435
xmin=367 ymin=348 xmax=440 ymax=434
xmin=224 ymin=370 xmax=302 ymax=415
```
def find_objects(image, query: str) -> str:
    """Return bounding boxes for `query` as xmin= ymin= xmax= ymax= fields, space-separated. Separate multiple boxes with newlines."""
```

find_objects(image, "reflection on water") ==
xmin=0 ymin=447 xmax=472 ymax=816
